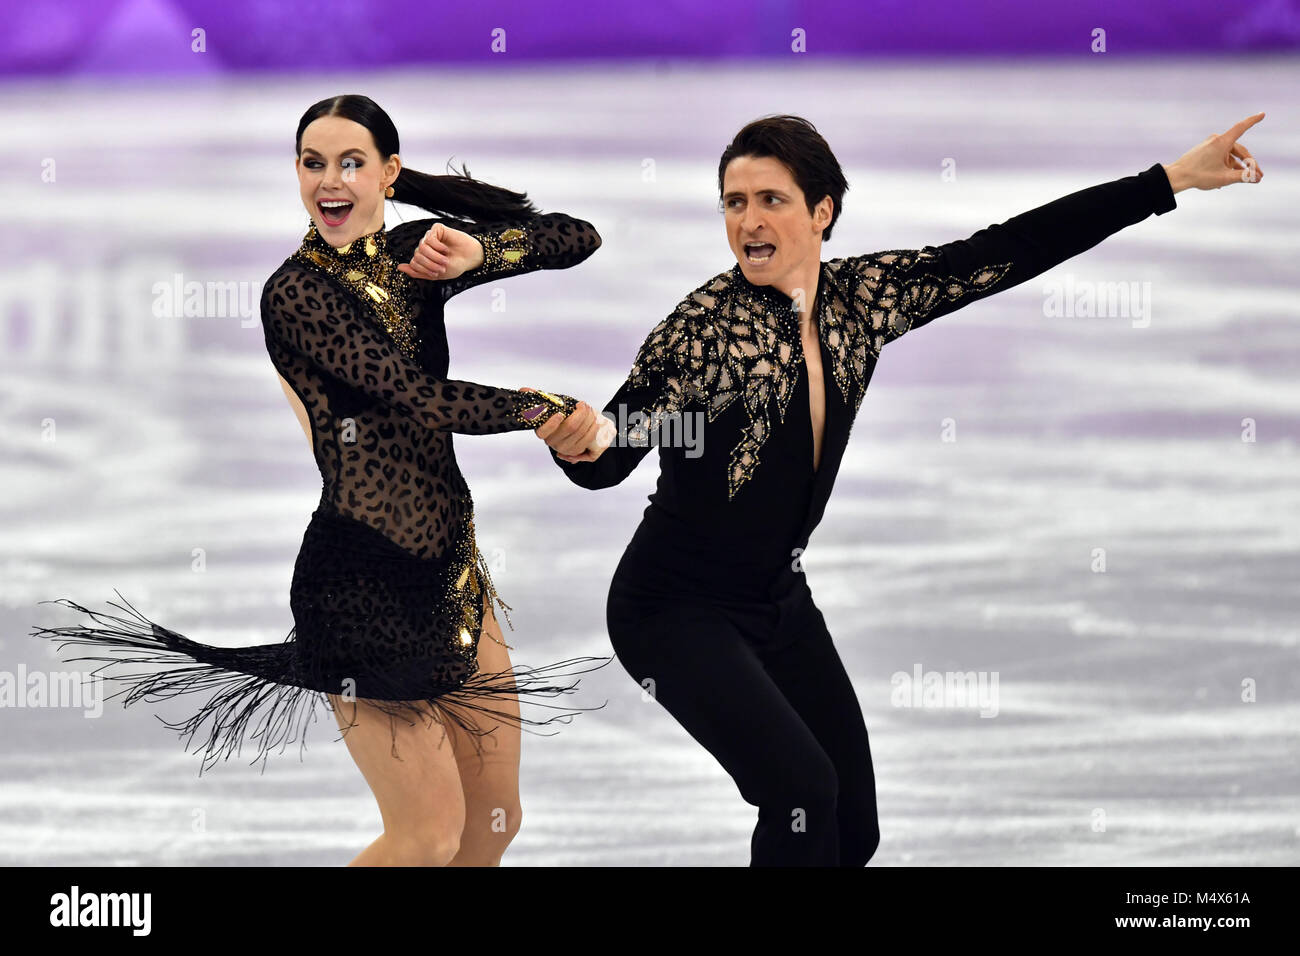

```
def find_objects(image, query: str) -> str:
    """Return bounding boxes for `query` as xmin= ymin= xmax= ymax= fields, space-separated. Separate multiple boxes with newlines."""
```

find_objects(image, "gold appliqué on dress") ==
xmin=478 ymin=225 xmax=529 ymax=272
xmin=511 ymin=389 xmax=576 ymax=429
xmin=293 ymin=223 xmax=423 ymax=360
xmin=445 ymin=515 xmax=515 ymax=656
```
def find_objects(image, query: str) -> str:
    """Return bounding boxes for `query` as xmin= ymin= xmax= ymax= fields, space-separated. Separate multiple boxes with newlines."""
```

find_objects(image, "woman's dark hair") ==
xmin=295 ymin=94 xmax=538 ymax=222
xmin=717 ymin=114 xmax=848 ymax=242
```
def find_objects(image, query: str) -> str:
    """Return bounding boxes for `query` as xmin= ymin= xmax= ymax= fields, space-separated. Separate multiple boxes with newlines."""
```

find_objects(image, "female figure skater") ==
xmin=30 ymin=94 xmax=611 ymax=866
xmin=534 ymin=112 xmax=1265 ymax=866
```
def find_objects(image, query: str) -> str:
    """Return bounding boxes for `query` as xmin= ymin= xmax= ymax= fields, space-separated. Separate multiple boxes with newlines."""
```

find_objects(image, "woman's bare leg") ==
xmin=329 ymin=693 xmax=466 ymax=867
xmin=445 ymin=598 xmax=523 ymax=867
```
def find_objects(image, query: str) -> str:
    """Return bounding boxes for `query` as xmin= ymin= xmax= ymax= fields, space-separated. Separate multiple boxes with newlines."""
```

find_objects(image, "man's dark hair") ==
xmin=717 ymin=114 xmax=849 ymax=242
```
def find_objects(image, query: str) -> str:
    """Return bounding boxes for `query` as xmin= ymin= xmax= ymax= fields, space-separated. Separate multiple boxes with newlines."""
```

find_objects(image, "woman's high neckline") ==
xmin=302 ymin=222 xmax=390 ymax=260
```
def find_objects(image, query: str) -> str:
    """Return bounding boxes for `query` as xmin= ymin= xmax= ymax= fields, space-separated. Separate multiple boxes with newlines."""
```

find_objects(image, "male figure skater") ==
xmin=532 ymin=112 xmax=1264 ymax=866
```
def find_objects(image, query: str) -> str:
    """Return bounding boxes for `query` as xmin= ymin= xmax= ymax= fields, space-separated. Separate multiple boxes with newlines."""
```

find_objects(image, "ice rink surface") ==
xmin=3 ymin=57 xmax=1297 ymax=865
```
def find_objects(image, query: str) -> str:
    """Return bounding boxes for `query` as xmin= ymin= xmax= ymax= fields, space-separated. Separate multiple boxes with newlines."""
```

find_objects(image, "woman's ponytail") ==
xmin=389 ymin=159 xmax=538 ymax=222
xmin=295 ymin=94 xmax=539 ymax=224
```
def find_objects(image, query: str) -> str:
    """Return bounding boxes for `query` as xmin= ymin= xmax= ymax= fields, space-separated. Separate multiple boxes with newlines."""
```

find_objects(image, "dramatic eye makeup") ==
xmin=300 ymin=149 xmax=368 ymax=170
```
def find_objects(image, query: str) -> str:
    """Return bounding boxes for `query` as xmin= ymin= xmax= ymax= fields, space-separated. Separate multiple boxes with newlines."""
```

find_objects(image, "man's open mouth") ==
xmin=744 ymin=241 xmax=776 ymax=263
xmin=318 ymin=199 xmax=354 ymax=226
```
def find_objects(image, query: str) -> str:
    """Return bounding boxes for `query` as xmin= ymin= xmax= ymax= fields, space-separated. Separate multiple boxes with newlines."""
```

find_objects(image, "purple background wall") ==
xmin=5 ymin=0 xmax=1300 ymax=75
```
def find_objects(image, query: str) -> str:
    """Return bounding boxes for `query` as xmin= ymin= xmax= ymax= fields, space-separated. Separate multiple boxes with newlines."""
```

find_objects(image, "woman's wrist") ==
xmin=465 ymin=236 xmax=485 ymax=272
xmin=518 ymin=390 xmax=577 ymax=428
xmin=1162 ymin=162 xmax=1191 ymax=194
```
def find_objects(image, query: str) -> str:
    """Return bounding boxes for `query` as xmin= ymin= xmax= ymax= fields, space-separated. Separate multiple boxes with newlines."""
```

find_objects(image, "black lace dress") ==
xmin=30 ymin=211 xmax=612 ymax=774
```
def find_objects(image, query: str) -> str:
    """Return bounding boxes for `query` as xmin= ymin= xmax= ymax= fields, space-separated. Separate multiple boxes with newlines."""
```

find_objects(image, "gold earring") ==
xmin=384 ymin=185 xmax=394 ymax=198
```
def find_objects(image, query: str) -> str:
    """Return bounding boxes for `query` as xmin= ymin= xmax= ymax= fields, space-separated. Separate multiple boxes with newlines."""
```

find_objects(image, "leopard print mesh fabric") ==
xmin=30 ymin=212 xmax=612 ymax=773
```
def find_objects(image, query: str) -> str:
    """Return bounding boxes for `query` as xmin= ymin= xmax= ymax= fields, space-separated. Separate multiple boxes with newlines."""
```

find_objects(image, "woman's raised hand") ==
xmin=1164 ymin=112 xmax=1265 ymax=193
xmin=397 ymin=223 xmax=485 ymax=281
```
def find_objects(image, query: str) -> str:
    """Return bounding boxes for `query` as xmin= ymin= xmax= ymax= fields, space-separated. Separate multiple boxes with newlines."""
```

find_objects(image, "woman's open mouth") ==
xmin=317 ymin=199 xmax=354 ymax=226
xmin=745 ymin=241 xmax=776 ymax=264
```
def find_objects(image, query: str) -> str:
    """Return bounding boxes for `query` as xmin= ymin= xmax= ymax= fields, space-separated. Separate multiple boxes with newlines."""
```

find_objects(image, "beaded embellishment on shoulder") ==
xmin=631 ymin=251 xmax=1015 ymax=499
xmin=834 ymin=249 xmax=1013 ymax=359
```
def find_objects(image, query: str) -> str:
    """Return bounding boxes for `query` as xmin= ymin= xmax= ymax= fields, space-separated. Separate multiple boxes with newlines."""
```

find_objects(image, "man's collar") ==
xmin=728 ymin=259 xmax=851 ymax=312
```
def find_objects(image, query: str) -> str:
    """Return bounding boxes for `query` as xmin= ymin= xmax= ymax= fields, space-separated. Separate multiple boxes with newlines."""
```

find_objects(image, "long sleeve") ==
xmin=261 ymin=264 xmax=576 ymax=436
xmin=549 ymin=304 xmax=696 ymax=490
xmin=848 ymin=162 xmax=1177 ymax=352
xmin=388 ymin=212 xmax=602 ymax=303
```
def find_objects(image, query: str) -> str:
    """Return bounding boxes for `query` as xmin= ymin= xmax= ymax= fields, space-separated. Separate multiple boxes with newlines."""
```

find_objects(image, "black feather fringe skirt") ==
xmin=29 ymin=504 xmax=613 ymax=775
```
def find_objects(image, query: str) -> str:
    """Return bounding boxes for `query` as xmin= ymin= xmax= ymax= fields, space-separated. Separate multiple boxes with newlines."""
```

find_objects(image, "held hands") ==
xmin=396 ymin=223 xmax=486 ymax=281
xmin=1163 ymin=112 xmax=1265 ymax=193
xmin=520 ymin=387 xmax=614 ymax=463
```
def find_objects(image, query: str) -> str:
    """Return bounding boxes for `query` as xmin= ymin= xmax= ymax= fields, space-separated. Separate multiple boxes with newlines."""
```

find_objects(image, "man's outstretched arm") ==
xmin=850 ymin=111 xmax=1264 ymax=351
xmin=847 ymin=163 xmax=1176 ymax=350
